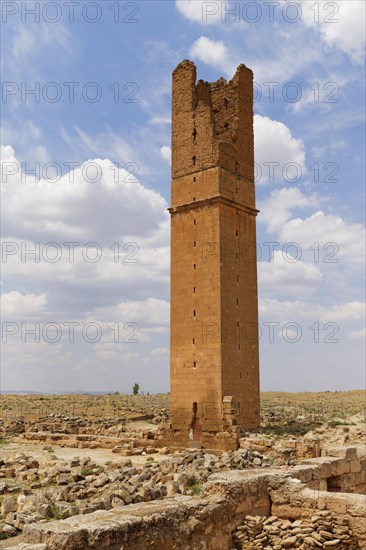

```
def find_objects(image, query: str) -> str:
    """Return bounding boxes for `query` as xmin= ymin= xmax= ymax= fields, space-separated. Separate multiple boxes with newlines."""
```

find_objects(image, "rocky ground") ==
xmin=0 ymin=391 xmax=364 ymax=546
xmin=0 ymin=445 xmax=278 ymax=540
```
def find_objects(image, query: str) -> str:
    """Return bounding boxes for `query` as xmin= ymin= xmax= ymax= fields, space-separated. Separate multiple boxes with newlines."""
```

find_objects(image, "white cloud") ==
xmin=237 ymin=19 xmax=322 ymax=83
xmin=258 ymin=187 xmax=320 ymax=234
xmin=322 ymin=302 xmax=365 ymax=323
xmin=1 ymin=292 xmax=169 ymax=343
xmin=2 ymin=240 xmax=170 ymax=313
xmin=1 ymin=291 xmax=47 ymax=319
xmin=176 ymin=1 xmax=228 ymax=24
xmin=94 ymin=298 xmax=169 ymax=327
xmin=160 ymin=146 xmax=171 ymax=165
xmin=349 ymin=327 xmax=366 ymax=341
xmin=1 ymin=144 xmax=17 ymax=165
xmin=1 ymin=335 xmax=168 ymax=393
xmin=60 ymin=126 xmax=153 ymax=177
xmin=2 ymin=340 xmax=73 ymax=387
xmin=59 ymin=120 xmax=173 ymax=185
xmin=2 ymin=17 xmax=76 ymax=86
xmin=291 ymin=76 xmax=351 ymax=115
xmin=254 ymin=115 xmax=306 ymax=185
xmin=259 ymin=297 xmax=365 ymax=323
xmin=279 ymin=211 xmax=366 ymax=267
xmin=143 ymin=347 xmax=169 ymax=364
xmin=258 ymin=297 xmax=364 ymax=391
xmin=1 ymin=290 xmax=170 ymax=392
xmin=1 ymin=122 xmax=51 ymax=167
xmin=150 ymin=117 xmax=171 ymax=126
xmin=2 ymin=147 xmax=170 ymax=334
xmin=301 ymin=0 xmax=366 ymax=64
xmin=259 ymin=187 xmax=365 ymax=273
xmin=189 ymin=36 xmax=235 ymax=75
xmin=1 ymin=146 xmax=169 ymax=245
xmin=258 ymin=251 xmax=323 ymax=297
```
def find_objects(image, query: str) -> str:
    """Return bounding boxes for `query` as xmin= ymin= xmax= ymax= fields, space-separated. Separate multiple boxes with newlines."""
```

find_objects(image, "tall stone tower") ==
xmin=166 ymin=60 xmax=260 ymax=452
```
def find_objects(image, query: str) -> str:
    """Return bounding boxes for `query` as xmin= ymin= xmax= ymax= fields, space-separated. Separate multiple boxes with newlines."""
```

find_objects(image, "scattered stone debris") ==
xmin=232 ymin=512 xmax=359 ymax=549
xmin=0 ymin=448 xmax=273 ymax=539
xmin=0 ymin=394 xmax=365 ymax=547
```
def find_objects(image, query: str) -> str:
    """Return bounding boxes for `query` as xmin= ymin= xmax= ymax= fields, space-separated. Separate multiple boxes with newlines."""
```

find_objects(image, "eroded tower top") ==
xmin=172 ymin=59 xmax=254 ymax=183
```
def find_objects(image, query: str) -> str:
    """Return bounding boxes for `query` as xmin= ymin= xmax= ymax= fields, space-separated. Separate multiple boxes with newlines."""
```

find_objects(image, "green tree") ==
xmin=132 ymin=383 xmax=140 ymax=395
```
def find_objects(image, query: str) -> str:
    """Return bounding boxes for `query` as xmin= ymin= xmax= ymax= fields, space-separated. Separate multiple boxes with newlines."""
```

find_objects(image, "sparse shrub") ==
xmin=191 ymin=482 xmax=201 ymax=495
xmin=261 ymin=421 xmax=321 ymax=437
xmin=80 ymin=467 xmax=93 ymax=477
xmin=48 ymin=504 xmax=69 ymax=520
xmin=230 ymin=458 xmax=239 ymax=469
xmin=187 ymin=477 xmax=201 ymax=495
xmin=328 ymin=420 xmax=351 ymax=429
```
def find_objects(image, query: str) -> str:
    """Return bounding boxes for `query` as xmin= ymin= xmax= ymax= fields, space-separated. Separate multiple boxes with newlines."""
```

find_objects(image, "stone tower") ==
xmin=166 ymin=60 xmax=260 ymax=452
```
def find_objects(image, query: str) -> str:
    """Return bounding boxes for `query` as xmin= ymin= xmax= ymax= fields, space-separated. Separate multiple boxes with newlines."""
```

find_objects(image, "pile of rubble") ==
xmin=0 ymin=418 xmax=26 ymax=436
xmin=232 ymin=512 xmax=359 ymax=549
xmin=0 ymin=448 xmax=272 ymax=539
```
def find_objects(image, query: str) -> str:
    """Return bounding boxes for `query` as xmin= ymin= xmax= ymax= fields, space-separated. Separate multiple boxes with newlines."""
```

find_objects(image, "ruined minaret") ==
xmin=167 ymin=60 xmax=260 ymax=451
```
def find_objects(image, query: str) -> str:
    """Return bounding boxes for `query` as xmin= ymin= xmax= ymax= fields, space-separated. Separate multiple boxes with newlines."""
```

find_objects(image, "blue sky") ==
xmin=1 ymin=0 xmax=365 ymax=393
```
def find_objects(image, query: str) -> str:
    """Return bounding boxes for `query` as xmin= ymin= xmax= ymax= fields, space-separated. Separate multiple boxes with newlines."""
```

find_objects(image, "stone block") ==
xmin=325 ymin=446 xmax=358 ymax=460
xmin=325 ymin=497 xmax=347 ymax=514
xmin=349 ymin=460 xmax=361 ymax=473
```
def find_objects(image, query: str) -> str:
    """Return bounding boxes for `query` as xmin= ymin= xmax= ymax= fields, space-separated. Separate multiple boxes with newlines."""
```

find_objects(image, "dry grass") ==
xmin=0 ymin=393 xmax=169 ymax=422
xmin=261 ymin=390 xmax=365 ymax=419
xmin=0 ymin=391 xmax=364 ymax=424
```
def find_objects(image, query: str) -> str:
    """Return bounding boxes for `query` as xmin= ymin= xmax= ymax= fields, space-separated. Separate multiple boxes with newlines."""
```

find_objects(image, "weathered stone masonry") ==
xmin=17 ymin=446 xmax=366 ymax=549
xmin=164 ymin=60 xmax=260 ymax=451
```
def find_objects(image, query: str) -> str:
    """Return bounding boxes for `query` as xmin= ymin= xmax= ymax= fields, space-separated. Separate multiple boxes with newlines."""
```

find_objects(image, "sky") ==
xmin=1 ymin=0 xmax=365 ymax=394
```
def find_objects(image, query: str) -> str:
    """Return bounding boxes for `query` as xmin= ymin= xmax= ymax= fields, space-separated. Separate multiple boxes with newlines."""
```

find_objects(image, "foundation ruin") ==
xmin=14 ymin=445 xmax=366 ymax=550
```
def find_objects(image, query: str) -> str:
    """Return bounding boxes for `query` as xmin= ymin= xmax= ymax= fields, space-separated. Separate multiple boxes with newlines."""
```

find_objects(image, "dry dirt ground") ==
xmin=1 ymin=390 xmax=365 ymax=457
xmin=1 ymin=391 xmax=364 ymax=421
xmin=1 ymin=436 xmax=164 ymax=469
